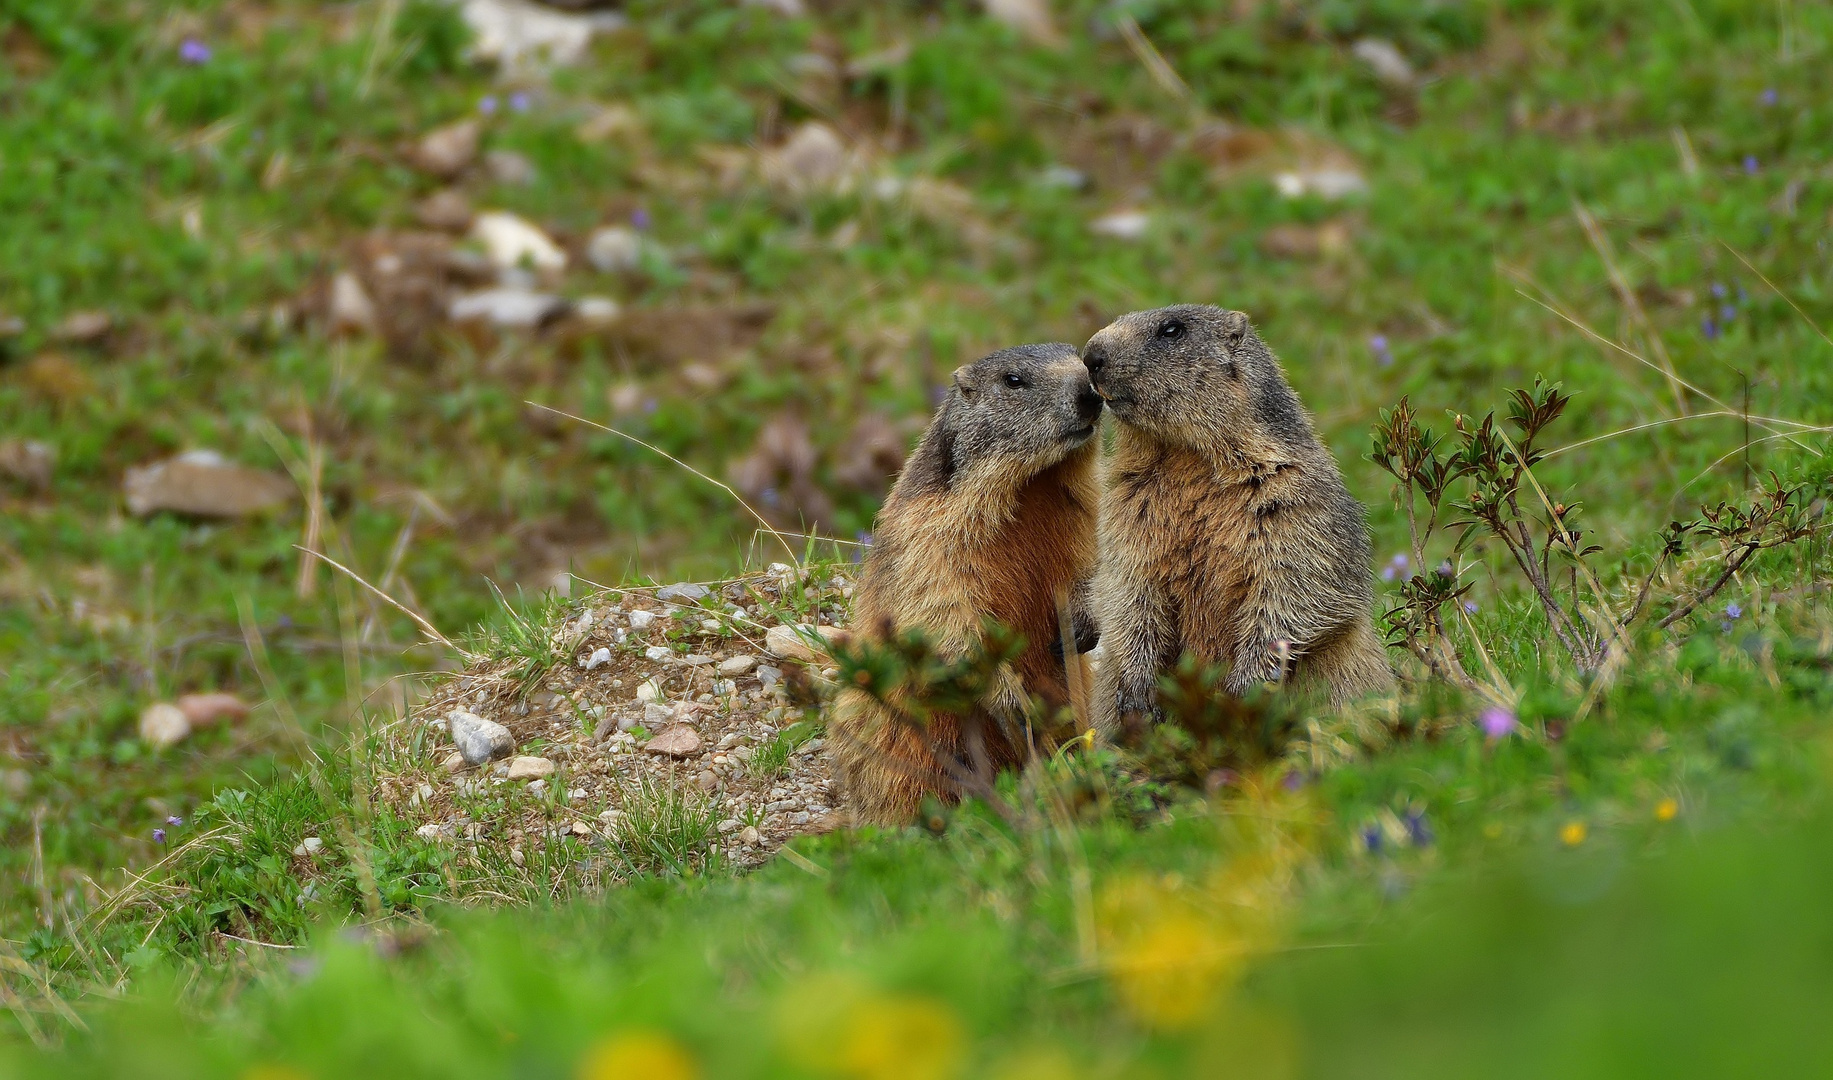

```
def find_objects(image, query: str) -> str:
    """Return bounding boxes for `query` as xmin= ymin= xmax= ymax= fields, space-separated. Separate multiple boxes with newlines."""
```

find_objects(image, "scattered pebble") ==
xmin=696 ymin=770 xmax=719 ymax=792
xmin=643 ymin=702 xmax=674 ymax=727
xmin=506 ymin=755 xmax=556 ymax=781
xmin=636 ymin=679 xmax=661 ymax=702
xmin=328 ymin=271 xmax=378 ymax=333
xmin=764 ymin=624 xmax=845 ymax=663
xmin=410 ymin=119 xmax=480 ymax=179
xmin=573 ymin=296 xmax=621 ymax=325
xmin=627 ymin=610 xmax=659 ymax=631
xmin=53 ymin=310 xmax=113 ymax=344
xmin=414 ymin=189 xmax=475 ymax=232
xmin=449 ymin=710 xmax=516 ymax=766
xmin=139 ymin=703 xmax=191 ymax=749
xmin=643 ymin=723 xmax=702 ymax=758
xmin=124 ymin=451 xmax=294 ymax=518
xmin=470 ymin=210 xmax=567 ymax=272
xmin=657 ymin=583 xmax=711 ymax=602
xmin=448 ymin=287 xmax=567 ymax=328
xmin=1353 ymin=38 xmax=1416 ymax=88
xmin=292 ymin=836 xmax=323 ymax=857
xmin=1274 ymin=167 xmax=1368 ymax=201
xmin=0 ymin=440 xmax=54 ymax=491
xmin=1090 ymin=210 xmax=1150 ymax=240
xmin=176 ymin=692 xmax=249 ymax=728
xmin=719 ymin=655 xmax=759 ymax=676
xmin=582 ymin=646 xmax=613 ymax=670
xmin=644 ymin=646 xmax=673 ymax=662
xmin=739 ymin=826 xmax=761 ymax=846
xmin=756 ymin=665 xmax=783 ymax=689
xmin=586 ymin=226 xmax=645 ymax=273
xmin=484 ymin=149 xmax=536 ymax=186
xmin=764 ymin=122 xmax=849 ymax=195
xmin=459 ymin=0 xmax=624 ymax=70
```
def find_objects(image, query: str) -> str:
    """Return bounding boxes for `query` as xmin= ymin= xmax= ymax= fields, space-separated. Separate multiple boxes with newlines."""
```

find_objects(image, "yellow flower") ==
xmin=1654 ymin=797 xmax=1679 ymax=822
xmin=1560 ymin=820 xmax=1588 ymax=846
xmin=577 ymin=1031 xmax=698 ymax=1080
xmin=838 ymin=994 xmax=964 ymax=1080
xmin=1098 ymin=878 xmax=1246 ymax=1031
xmin=776 ymin=977 xmax=964 ymax=1080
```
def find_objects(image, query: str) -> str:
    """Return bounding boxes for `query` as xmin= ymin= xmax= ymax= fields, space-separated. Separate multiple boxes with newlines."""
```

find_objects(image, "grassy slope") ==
xmin=2 ymin=0 xmax=1832 ymax=1072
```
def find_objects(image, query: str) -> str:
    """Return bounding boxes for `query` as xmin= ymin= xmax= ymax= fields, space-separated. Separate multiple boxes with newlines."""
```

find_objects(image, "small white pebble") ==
xmin=627 ymin=610 xmax=657 ymax=630
xmin=292 ymin=836 xmax=323 ymax=857
xmin=582 ymin=647 xmax=612 ymax=670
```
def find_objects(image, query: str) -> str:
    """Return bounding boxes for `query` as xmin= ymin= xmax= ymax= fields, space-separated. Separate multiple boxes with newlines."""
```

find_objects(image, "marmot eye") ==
xmin=1156 ymin=319 xmax=1185 ymax=340
xmin=1004 ymin=373 xmax=1026 ymax=388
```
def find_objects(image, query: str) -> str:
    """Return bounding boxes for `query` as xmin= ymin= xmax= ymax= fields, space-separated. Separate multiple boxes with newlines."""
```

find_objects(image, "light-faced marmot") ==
xmin=832 ymin=343 xmax=1104 ymax=824
xmin=1081 ymin=304 xmax=1393 ymax=735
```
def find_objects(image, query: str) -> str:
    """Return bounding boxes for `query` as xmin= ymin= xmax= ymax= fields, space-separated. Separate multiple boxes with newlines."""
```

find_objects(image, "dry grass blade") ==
xmin=295 ymin=547 xmax=469 ymax=658
xmin=1720 ymin=240 xmax=1833 ymax=352
xmin=1113 ymin=12 xmax=1191 ymax=102
xmin=525 ymin=401 xmax=801 ymax=567
xmin=1571 ymin=200 xmax=1688 ymax=414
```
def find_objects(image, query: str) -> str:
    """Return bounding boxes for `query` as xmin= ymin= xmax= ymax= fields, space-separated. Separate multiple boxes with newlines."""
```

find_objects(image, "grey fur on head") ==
xmin=1082 ymin=304 xmax=1316 ymax=456
xmin=899 ymin=342 xmax=1103 ymax=496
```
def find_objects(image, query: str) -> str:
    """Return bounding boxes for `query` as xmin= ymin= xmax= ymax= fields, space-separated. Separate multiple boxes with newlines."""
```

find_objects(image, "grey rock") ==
xmin=410 ymin=120 xmax=479 ymax=178
xmin=582 ymin=646 xmax=613 ymax=670
xmin=449 ymin=710 xmax=515 ymax=766
xmin=139 ymin=703 xmax=191 ymax=748
xmin=695 ymin=770 xmax=719 ymax=792
xmin=644 ymin=645 xmax=673 ymax=662
xmin=1353 ymin=38 xmax=1415 ymax=88
xmin=0 ymin=440 xmax=54 ymax=491
xmin=642 ymin=702 xmax=674 ymax=727
xmin=53 ymin=310 xmax=112 ymax=344
xmin=682 ymin=654 xmax=715 ymax=667
xmin=656 ymin=582 xmax=711 ymax=602
xmin=626 ymin=610 xmax=658 ymax=631
xmin=756 ymin=665 xmax=783 ymax=688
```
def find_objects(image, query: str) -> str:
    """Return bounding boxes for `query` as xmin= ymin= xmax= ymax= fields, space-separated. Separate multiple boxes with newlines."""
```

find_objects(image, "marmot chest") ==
xmin=1107 ymin=453 xmax=1261 ymax=658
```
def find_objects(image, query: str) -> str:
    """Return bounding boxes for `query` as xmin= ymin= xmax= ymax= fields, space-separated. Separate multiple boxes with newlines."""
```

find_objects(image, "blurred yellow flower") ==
xmin=838 ymin=994 xmax=964 ymax=1080
xmin=776 ymin=976 xmax=964 ymax=1080
xmin=1099 ymin=878 xmax=1245 ymax=1031
xmin=1654 ymin=797 xmax=1679 ymax=822
xmin=1560 ymin=820 xmax=1588 ymax=846
xmin=577 ymin=1031 xmax=698 ymax=1080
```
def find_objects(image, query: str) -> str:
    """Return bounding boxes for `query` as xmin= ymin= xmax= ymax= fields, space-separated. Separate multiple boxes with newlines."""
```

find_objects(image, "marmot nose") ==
xmin=1076 ymin=383 xmax=1103 ymax=420
xmin=1083 ymin=341 xmax=1108 ymax=382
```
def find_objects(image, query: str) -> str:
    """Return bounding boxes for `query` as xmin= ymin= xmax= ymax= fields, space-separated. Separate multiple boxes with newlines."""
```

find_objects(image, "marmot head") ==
xmin=1082 ymin=304 xmax=1308 ymax=451
xmin=902 ymin=343 xmax=1102 ymax=494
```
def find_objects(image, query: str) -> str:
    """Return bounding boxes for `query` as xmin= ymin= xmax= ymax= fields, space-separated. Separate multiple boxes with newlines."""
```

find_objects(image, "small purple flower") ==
xmin=509 ymin=92 xmax=531 ymax=113
xmin=1726 ymin=602 xmax=1743 ymax=619
xmin=152 ymin=828 xmax=167 ymax=844
xmin=760 ymin=486 xmax=781 ymax=508
xmin=1361 ymin=825 xmax=1383 ymax=853
xmin=1381 ymin=552 xmax=1410 ymax=582
xmin=1744 ymin=155 xmax=1760 ymax=174
xmin=166 ymin=816 xmax=184 ymax=827
xmin=642 ymin=397 xmax=658 ymax=413
xmin=1711 ymin=282 xmax=1728 ymax=299
xmin=1368 ymin=334 xmax=1395 ymax=368
xmin=1480 ymin=706 xmax=1516 ymax=740
xmin=856 ymin=530 xmax=875 ymax=547
xmin=631 ymin=207 xmax=652 ymax=230
xmin=179 ymin=39 xmax=211 ymax=64
xmin=1760 ymin=88 xmax=1778 ymax=107
xmin=1701 ymin=316 xmax=1719 ymax=340
xmin=479 ymin=94 xmax=500 ymax=116
xmin=1282 ymin=770 xmax=1306 ymax=792
xmin=1720 ymin=305 xmax=1737 ymax=323
xmin=1405 ymin=810 xmax=1433 ymax=846
xmin=1463 ymin=600 xmax=1479 ymax=614
xmin=1436 ymin=559 xmax=1455 ymax=578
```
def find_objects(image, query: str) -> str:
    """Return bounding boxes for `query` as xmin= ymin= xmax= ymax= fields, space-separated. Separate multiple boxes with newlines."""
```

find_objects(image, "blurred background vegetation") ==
xmin=2 ymin=0 xmax=1832 ymax=1073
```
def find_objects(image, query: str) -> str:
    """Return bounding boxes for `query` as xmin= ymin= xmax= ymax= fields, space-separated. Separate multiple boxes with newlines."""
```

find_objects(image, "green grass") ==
xmin=3 ymin=0 xmax=1833 ymax=1072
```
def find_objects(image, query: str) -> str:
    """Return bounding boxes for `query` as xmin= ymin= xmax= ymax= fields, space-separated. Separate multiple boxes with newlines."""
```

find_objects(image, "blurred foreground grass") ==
xmin=3 ymin=0 xmax=1833 ymax=1072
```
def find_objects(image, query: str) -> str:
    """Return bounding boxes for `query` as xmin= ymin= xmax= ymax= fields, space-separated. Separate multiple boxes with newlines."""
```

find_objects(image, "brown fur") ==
xmin=1082 ymin=306 xmax=1393 ymax=736
xmin=831 ymin=344 xmax=1102 ymax=825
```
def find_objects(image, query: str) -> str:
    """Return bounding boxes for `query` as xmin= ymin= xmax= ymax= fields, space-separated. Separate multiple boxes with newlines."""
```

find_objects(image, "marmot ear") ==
xmin=1220 ymin=310 xmax=1250 ymax=350
xmin=951 ymin=365 xmax=976 ymax=399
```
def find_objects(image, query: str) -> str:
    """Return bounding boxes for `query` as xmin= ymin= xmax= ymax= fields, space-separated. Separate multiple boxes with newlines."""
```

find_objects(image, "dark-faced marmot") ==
xmin=1081 ymin=304 xmax=1393 ymax=735
xmin=832 ymin=343 xmax=1104 ymax=824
